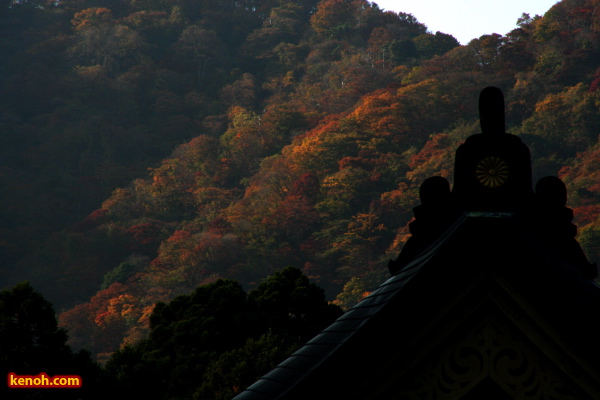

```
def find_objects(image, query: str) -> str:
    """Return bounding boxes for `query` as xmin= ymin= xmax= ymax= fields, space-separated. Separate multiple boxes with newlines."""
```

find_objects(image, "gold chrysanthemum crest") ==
xmin=476 ymin=157 xmax=509 ymax=188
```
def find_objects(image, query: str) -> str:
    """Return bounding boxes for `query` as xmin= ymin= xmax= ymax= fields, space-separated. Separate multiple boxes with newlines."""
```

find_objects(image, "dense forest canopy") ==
xmin=2 ymin=0 xmax=600 ymax=373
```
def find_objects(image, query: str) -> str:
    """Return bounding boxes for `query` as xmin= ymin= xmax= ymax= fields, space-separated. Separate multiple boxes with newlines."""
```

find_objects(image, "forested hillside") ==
xmin=2 ymin=0 xmax=600 ymax=366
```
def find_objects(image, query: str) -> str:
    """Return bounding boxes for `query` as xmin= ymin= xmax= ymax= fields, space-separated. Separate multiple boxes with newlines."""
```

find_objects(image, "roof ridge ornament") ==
xmin=452 ymin=86 xmax=533 ymax=212
xmin=479 ymin=86 xmax=505 ymax=135
xmin=389 ymin=87 xmax=597 ymax=279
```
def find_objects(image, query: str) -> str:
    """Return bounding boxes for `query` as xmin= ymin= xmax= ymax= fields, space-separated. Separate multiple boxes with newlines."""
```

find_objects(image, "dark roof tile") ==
xmin=305 ymin=331 xmax=353 ymax=345
xmin=261 ymin=366 xmax=308 ymax=384
xmin=277 ymin=354 xmax=324 ymax=371
xmin=291 ymin=342 xmax=337 ymax=358
xmin=232 ymin=389 xmax=274 ymax=400
xmin=318 ymin=317 xmax=366 ymax=333
xmin=240 ymin=378 xmax=289 ymax=396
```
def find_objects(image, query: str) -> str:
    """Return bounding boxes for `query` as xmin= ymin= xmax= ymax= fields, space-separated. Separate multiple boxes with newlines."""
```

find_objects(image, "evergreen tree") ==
xmin=0 ymin=282 xmax=106 ymax=399
xmin=104 ymin=267 xmax=342 ymax=399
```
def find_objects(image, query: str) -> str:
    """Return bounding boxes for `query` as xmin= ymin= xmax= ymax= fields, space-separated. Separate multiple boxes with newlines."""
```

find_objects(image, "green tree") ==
xmin=102 ymin=261 xmax=141 ymax=289
xmin=413 ymin=31 xmax=460 ymax=59
xmin=579 ymin=224 xmax=600 ymax=267
xmin=175 ymin=25 xmax=225 ymax=90
xmin=333 ymin=276 xmax=368 ymax=310
xmin=105 ymin=268 xmax=342 ymax=399
xmin=0 ymin=282 xmax=106 ymax=399
xmin=248 ymin=266 xmax=343 ymax=343
xmin=70 ymin=14 xmax=147 ymax=75
xmin=194 ymin=331 xmax=296 ymax=400
xmin=310 ymin=0 xmax=356 ymax=39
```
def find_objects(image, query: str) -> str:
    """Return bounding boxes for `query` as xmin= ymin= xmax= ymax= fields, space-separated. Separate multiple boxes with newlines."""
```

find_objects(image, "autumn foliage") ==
xmin=1 ymin=0 xmax=600 ymax=370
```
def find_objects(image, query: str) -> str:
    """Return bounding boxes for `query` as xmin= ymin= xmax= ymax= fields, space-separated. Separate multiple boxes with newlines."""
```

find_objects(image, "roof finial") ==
xmin=452 ymin=87 xmax=532 ymax=212
xmin=479 ymin=86 xmax=505 ymax=135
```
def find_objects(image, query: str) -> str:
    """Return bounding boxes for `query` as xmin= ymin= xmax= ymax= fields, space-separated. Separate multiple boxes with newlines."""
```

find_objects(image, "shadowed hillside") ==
xmin=1 ymin=0 xmax=600 ymax=365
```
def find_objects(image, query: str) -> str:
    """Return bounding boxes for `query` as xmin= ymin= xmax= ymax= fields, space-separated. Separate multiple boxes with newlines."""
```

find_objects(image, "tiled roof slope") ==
xmin=233 ymin=212 xmax=600 ymax=400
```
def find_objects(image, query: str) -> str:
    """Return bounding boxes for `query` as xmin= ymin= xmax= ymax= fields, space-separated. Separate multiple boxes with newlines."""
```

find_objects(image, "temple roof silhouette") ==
xmin=233 ymin=87 xmax=600 ymax=400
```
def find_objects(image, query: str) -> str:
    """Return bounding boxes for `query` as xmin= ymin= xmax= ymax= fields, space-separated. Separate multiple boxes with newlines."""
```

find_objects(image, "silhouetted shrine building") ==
xmin=233 ymin=87 xmax=600 ymax=400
